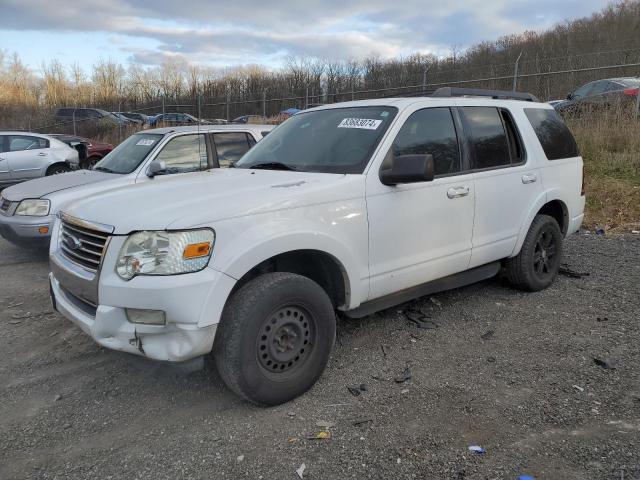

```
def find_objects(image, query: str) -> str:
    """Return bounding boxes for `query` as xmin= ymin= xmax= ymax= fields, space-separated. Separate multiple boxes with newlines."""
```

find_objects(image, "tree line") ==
xmin=0 ymin=0 xmax=639 ymax=129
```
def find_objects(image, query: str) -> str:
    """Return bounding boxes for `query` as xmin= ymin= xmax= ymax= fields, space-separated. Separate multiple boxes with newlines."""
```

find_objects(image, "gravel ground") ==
xmin=0 ymin=233 xmax=638 ymax=480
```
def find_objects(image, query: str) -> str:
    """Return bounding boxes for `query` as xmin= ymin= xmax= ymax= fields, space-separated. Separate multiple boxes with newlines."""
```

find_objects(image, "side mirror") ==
xmin=567 ymin=93 xmax=573 ymax=100
xmin=380 ymin=154 xmax=434 ymax=186
xmin=147 ymin=160 xmax=166 ymax=178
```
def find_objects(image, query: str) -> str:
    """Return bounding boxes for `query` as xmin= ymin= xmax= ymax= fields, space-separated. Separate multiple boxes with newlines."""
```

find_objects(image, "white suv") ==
xmin=49 ymin=88 xmax=585 ymax=405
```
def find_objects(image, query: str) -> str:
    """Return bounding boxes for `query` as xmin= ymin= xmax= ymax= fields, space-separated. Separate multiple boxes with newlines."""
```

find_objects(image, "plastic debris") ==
xmin=518 ymin=476 xmax=535 ymax=480
xmin=347 ymin=386 xmax=361 ymax=397
xmin=287 ymin=411 xmax=296 ymax=417
xmin=405 ymin=310 xmax=438 ymax=329
xmin=394 ymin=367 xmax=412 ymax=383
xmin=352 ymin=418 xmax=373 ymax=426
xmin=307 ymin=431 xmax=331 ymax=440
xmin=236 ymin=455 xmax=245 ymax=462
xmin=593 ymin=358 xmax=615 ymax=370
xmin=486 ymin=356 xmax=496 ymax=363
xmin=572 ymin=385 xmax=584 ymax=392
xmin=401 ymin=389 xmax=409 ymax=394
xmin=632 ymin=230 xmax=639 ymax=234
xmin=359 ymin=383 xmax=368 ymax=392
xmin=296 ymin=463 xmax=306 ymax=479
xmin=559 ymin=266 xmax=590 ymax=279
xmin=468 ymin=445 xmax=485 ymax=454
xmin=430 ymin=297 xmax=442 ymax=306
xmin=595 ymin=227 xmax=605 ymax=236
xmin=481 ymin=330 xmax=495 ymax=340
xmin=596 ymin=317 xmax=609 ymax=322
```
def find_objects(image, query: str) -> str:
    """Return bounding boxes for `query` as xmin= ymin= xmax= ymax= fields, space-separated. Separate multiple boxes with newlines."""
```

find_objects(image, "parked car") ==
xmin=554 ymin=77 xmax=640 ymax=115
xmin=0 ymin=132 xmax=79 ymax=189
xmin=54 ymin=108 xmax=129 ymax=126
xmin=115 ymin=112 xmax=151 ymax=124
xmin=50 ymin=135 xmax=114 ymax=169
xmin=0 ymin=125 xmax=272 ymax=247
xmin=149 ymin=113 xmax=211 ymax=127
xmin=231 ymin=115 xmax=265 ymax=124
xmin=206 ymin=118 xmax=229 ymax=125
xmin=112 ymin=112 xmax=142 ymax=126
xmin=48 ymin=88 xmax=585 ymax=405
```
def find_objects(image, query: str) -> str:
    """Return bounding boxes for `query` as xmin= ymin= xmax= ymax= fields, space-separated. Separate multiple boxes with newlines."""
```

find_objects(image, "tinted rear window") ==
xmin=524 ymin=108 xmax=579 ymax=160
xmin=460 ymin=107 xmax=511 ymax=169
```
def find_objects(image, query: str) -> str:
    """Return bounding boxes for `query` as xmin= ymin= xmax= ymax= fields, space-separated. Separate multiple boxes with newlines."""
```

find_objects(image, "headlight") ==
xmin=116 ymin=229 xmax=215 ymax=280
xmin=15 ymin=199 xmax=50 ymax=216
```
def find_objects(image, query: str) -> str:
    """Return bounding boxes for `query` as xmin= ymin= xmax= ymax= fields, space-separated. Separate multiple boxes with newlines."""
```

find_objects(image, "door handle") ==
xmin=522 ymin=173 xmax=537 ymax=184
xmin=447 ymin=186 xmax=470 ymax=199
xmin=37 ymin=152 xmax=47 ymax=156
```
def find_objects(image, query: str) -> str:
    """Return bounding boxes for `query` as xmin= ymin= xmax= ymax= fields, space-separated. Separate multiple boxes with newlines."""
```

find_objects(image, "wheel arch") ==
xmin=512 ymin=191 xmax=569 ymax=257
xmin=45 ymin=162 xmax=71 ymax=175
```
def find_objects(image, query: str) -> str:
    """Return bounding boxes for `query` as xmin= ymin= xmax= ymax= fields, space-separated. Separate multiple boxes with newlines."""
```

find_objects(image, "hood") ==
xmin=62 ymin=168 xmax=364 ymax=234
xmin=1 ymin=170 xmax=118 ymax=202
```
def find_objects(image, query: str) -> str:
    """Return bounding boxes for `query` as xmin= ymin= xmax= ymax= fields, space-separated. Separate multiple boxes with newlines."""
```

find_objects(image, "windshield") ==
xmin=235 ymin=106 xmax=398 ymax=174
xmin=94 ymin=133 xmax=162 ymax=174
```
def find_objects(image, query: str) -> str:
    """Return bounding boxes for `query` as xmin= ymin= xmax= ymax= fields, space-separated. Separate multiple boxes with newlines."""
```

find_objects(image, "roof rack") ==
xmin=431 ymin=87 xmax=539 ymax=102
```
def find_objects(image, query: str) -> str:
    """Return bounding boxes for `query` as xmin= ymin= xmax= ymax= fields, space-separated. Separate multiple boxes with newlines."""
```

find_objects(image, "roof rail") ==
xmin=431 ymin=87 xmax=539 ymax=102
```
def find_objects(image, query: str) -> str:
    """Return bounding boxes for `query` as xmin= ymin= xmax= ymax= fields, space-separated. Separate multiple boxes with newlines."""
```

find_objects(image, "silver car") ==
xmin=0 ymin=125 xmax=273 ymax=248
xmin=0 ymin=132 xmax=80 ymax=187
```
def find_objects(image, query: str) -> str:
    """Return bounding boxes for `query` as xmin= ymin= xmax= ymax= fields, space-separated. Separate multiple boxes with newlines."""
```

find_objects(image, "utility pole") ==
xmin=262 ymin=89 xmax=267 ymax=118
xmin=513 ymin=51 xmax=523 ymax=91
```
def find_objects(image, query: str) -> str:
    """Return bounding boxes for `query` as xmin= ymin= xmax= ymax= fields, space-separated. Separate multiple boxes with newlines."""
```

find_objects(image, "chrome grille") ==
xmin=60 ymin=219 xmax=110 ymax=271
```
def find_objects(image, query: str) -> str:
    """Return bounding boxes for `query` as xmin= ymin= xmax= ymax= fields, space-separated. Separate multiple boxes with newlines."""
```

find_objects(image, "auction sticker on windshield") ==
xmin=338 ymin=118 xmax=382 ymax=130
xmin=136 ymin=139 xmax=156 ymax=146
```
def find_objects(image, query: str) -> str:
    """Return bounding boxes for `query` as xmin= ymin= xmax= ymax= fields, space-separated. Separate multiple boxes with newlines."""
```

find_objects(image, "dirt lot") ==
xmin=0 ymin=233 xmax=639 ymax=480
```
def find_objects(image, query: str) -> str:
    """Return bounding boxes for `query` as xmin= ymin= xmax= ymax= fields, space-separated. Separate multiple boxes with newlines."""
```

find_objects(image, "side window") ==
xmin=387 ymin=107 xmax=460 ymax=176
xmin=499 ymin=109 xmax=525 ymax=164
xmin=8 ymin=136 xmax=48 ymax=152
xmin=213 ymin=132 xmax=252 ymax=167
xmin=247 ymin=133 xmax=257 ymax=147
xmin=460 ymin=107 xmax=511 ymax=169
xmin=154 ymin=134 xmax=207 ymax=174
xmin=590 ymin=81 xmax=608 ymax=96
xmin=572 ymin=83 xmax=593 ymax=99
xmin=524 ymin=108 xmax=579 ymax=160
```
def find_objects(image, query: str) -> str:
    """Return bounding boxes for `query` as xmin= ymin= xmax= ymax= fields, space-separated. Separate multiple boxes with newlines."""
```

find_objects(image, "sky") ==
xmin=0 ymin=0 xmax=608 ymax=71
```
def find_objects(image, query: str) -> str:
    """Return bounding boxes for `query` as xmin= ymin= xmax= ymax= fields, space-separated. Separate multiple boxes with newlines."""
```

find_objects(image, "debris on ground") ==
xmin=352 ymin=418 xmax=373 ymax=426
xmin=487 ymin=356 xmax=496 ymax=363
xmin=347 ymin=386 xmax=362 ymax=397
xmin=481 ymin=330 xmax=495 ymax=340
xmin=404 ymin=310 xmax=438 ymax=329
xmin=559 ymin=266 xmax=590 ymax=278
xmin=307 ymin=431 xmax=331 ymax=440
xmin=296 ymin=463 xmax=306 ymax=479
xmin=468 ymin=445 xmax=485 ymax=454
xmin=517 ymin=476 xmax=535 ymax=480
xmin=430 ymin=297 xmax=442 ymax=306
xmin=394 ymin=367 xmax=412 ymax=383
xmin=401 ymin=389 xmax=409 ymax=394
xmin=236 ymin=455 xmax=245 ymax=463
xmin=572 ymin=385 xmax=584 ymax=392
xmin=359 ymin=383 xmax=368 ymax=391
xmin=287 ymin=411 xmax=296 ymax=417
xmin=381 ymin=345 xmax=388 ymax=357
xmin=596 ymin=317 xmax=609 ymax=322
xmin=595 ymin=227 xmax=606 ymax=236
xmin=593 ymin=358 xmax=615 ymax=370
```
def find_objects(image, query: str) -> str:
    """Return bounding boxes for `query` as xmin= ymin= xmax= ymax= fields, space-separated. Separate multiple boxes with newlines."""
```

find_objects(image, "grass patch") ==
xmin=565 ymin=108 xmax=640 ymax=229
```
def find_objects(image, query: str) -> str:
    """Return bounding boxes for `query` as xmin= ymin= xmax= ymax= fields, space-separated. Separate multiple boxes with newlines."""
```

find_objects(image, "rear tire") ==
xmin=46 ymin=164 xmax=71 ymax=176
xmin=505 ymin=214 xmax=563 ymax=291
xmin=213 ymin=272 xmax=336 ymax=406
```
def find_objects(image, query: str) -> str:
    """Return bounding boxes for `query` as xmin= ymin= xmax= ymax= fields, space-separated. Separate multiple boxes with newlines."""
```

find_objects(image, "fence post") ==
xmin=351 ymin=83 xmax=355 ymax=101
xmin=197 ymin=93 xmax=202 ymax=122
xmin=422 ymin=68 xmax=428 ymax=93
xmin=305 ymin=86 xmax=309 ymax=109
xmin=262 ymin=89 xmax=267 ymax=118
xmin=72 ymin=108 xmax=76 ymax=136
xmin=513 ymin=51 xmax=523 ymax=91
xmin=162 ymin=97 xmax=165 ymax=118
xmin=226 ymin=89 xmax=230 ymax=122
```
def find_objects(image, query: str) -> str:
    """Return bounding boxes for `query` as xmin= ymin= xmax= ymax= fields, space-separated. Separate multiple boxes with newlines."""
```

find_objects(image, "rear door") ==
xmin=5 ymin=135 xmax=50 ymax=181
xmin=460 ymin=106 xmax=543 ymax=268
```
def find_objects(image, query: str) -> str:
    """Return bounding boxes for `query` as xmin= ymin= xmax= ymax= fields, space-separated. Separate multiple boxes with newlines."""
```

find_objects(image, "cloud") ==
xmin=0 ymin=0 xmax=608 ymax=67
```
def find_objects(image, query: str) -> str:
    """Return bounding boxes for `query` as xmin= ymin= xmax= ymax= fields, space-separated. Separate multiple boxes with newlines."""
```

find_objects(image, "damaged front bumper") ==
xmin=50 ymin=273 xmax=218 ymax=361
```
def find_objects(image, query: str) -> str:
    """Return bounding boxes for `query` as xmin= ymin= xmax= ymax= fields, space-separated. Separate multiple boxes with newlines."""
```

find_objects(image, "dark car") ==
xmin=115 ymin=112 xmax=151 ymax=124
xmin=49 ymin=134 xmax=114 ymax=169
xmin=54 ymin=107 xmax=129 ymax=126
xmin=149 ymin=113 xmax=211 ymax=127
xmin=555 ymin=77 xmax=640 ymax=115
xmin=231 ymin=115 xmax=266 ymax=124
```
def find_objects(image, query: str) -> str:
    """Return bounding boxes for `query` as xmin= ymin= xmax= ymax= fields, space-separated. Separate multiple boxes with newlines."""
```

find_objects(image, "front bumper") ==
xmin=0 ymin=213 xmax=55 ymax=246
xmin=50 ymin=272 xmax=222 ymax=361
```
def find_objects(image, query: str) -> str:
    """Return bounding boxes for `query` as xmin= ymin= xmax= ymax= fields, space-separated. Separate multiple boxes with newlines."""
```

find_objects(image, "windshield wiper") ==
xmin=248 ymin=162 xmax=299 ymax=171
xmin=93 ymin=166 xmax=116 ymax=173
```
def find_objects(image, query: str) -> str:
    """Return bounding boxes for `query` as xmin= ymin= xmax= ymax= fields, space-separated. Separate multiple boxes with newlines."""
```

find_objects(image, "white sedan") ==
xmin=0 ymin=132 xmax=79 ymax=187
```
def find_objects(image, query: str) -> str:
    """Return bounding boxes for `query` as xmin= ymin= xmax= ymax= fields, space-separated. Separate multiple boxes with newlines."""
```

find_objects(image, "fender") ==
xmin=511 ymin=188 xmax=568 ymax=257
xmin=207 ymin=218 xmax=366 ymax=310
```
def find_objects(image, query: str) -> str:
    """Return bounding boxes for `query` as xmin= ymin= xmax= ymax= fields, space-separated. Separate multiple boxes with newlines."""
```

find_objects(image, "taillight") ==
xmin=581 ymin=165 xmax=586 ymax=196
xmin=623 ymin=88 xmax=639 ymax=96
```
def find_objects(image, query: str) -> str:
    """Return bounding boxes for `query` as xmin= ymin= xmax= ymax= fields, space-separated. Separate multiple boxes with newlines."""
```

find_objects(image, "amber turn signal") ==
xmin=183 ymin=242 xmax=211 ymax=259
xmin=39 ymin=226 xmax=49 ymax=235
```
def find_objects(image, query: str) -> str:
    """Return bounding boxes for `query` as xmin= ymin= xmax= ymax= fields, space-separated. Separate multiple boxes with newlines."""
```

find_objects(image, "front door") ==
xmin=366 ymin=107 xmax=475 ymax=300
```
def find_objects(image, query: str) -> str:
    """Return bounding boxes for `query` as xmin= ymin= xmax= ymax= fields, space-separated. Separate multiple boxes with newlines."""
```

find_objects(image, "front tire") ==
xmin=505 ymin=214 xmax=563 ymax=291
xmin=46 ymin=164 xmax=71 ymax=176
xmin=213 ymin=272 xmax=336 ymax=406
